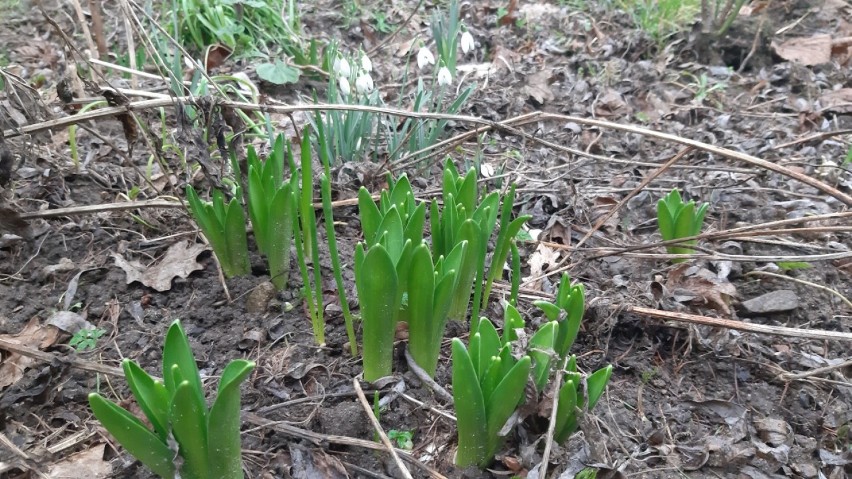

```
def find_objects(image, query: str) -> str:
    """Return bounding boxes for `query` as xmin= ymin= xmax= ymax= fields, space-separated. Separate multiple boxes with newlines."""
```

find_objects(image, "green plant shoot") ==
xmin=554 ymin=359 xmax=612 ymax=443
xmin=478 ymin=183 xmax=530 ymax=333
xmin=314 ymin=114 xmax=357 ymax=354
xmin=89 ymin=319 xmax=254 ymax=479
xmin=407 ymin=242 xmax=465 ymax=377
xmin=185 ymin=186 xmax=250 ymax=278
xmin=246 ymin=134 xmax=295 ymax=290
xmin=290 ymin=134 xmax=325 ymax=344
xmin=657 ymin=188 xmax=709 ymax=262
xmin=452 ymin=318 xmax=531 ymax=469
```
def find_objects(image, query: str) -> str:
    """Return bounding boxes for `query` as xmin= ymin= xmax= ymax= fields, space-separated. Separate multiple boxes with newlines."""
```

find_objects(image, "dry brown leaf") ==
xmin=112 ymin=241 xmax=207 ymax=292
xmin=665 ymin=264 xmax=738 ymax=316
xmin=0 ymin=318 xmax=60 ymax=389
xmin=490 ymin=45 xmax=520 ymax=74
xmin=772 ymin=34 xmax=832 ymax=66
xmin=594 ymin=88 xmax=631 ymax=117
xmin=522 ymin=70 xmax=555 ymax=106
xmin=47 ymin=443 xmax=113 ymax=477
xmin=523 ymin=243 xmax=561 ymax=290
xmin=819 ymin=88 xmax=852 ymax=114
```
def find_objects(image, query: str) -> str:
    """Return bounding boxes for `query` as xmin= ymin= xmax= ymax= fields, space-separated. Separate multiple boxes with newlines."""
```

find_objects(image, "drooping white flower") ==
xmin=333 ymin=57 xmax=351 ymax=77
xmin=361 ymin=54 xmax=373 ymax=73
xmin=437 ymin=66 xmax=452 ymax=86
xmin=355 ymin=73 xmax=374 ymax=94
xmin=460 ymin=31 xmax=475 ymax=54
xmin=338 ymin=76 xmax=351 ymax=96
xmin=417 ymin=47 xmax=435 ymax=69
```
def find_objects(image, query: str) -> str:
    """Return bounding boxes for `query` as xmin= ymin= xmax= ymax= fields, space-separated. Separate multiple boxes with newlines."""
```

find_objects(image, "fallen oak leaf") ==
xmin=112 ymin=241 xmax=207 ymax=292
xmin=0 ymin=317 xmax=60 ymax=389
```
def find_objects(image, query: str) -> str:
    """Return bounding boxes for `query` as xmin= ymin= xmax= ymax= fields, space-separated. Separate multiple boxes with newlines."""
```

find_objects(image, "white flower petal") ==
xmin=417 ymin=47 xmax=435 ymax=69
xmin=338 ymin=76 xmax=351 ymax=96
xmin=356 ymin=73 xmax=374 ymax=94
xmin=361 ymin=54 xmax=373 ymax=72
xmin=338 ymin=58 xmax=351 ymax=78
xmin=460 ymin=31 xmax=475 ymax=54
xmin=437 ymin=66 xmax=452 ymax=86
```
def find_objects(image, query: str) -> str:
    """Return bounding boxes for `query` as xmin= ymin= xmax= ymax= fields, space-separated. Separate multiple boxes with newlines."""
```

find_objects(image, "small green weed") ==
xmin=70 ymin=328 xmax=106 ymax=352
xmin=777 ymin=262 xmax=812 ymax=271
xmin=387 ymin=430 xmax=414 ymax=450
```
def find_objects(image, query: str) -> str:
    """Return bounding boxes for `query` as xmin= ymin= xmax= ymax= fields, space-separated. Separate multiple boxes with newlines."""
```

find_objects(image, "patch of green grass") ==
xmin=641 ymin=368 xmax=658 ymax=384
xmin=777 ymin=261 xmax=812 ymax=271
xmin=166 ymin=0 xmax=305 ymax=60
xmin=372 ymin=11 xmax=394 ymax=34
xmin=622 ymin=0 xmax=701 ymax=46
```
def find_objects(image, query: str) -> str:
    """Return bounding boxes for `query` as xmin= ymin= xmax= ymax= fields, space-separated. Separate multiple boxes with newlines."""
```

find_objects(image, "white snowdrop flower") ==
xmin=437 ymin=66 xmax=452 ymax=86
xmin=460 ymin=31 xmax=475 ymax=54
xmin=355 ymin=73 xmax=374 ymax=94
xmin=361 ymin=54 xmax=373 ymax=73
xmin=417 ymin=47 xmax=435 ymax=69
xmin=333 ymin=57 xmax=351 ymax=77
xmin=338 ymin=76 xmax=351 ymax=96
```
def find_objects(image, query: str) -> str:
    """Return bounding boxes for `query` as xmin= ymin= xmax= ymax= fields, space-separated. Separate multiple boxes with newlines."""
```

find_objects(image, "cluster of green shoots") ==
xmin=89 ymin=320 xmax=254 ymax=479
xmin=453 ymin=275 xmax=612 ymax=468
xmin=186 ymin=132 xmax=352 ymax=348
xmin=657 ymin=188 xmax=709 ymax=262
xmin=354 ymin=160 xmax=530 ymax=381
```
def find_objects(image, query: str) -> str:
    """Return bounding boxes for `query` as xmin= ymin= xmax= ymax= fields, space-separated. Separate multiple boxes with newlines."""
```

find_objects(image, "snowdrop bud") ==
xmin=460 ymin=31 xmax=475 ymax=54
xmin=361 ymin=54 xmax=373 ymax=72
xmin=333 ymin=57 xmax=351 ymax=77
xmin=437 ymin=66 xmax=452 ymax=86
xmin=417 ymin=47 xmax=435 ymax=69
xmin=338 ymin=76 xmax=351 ymax=96
xmin=356 ymin=73 xmax=374 ymax=94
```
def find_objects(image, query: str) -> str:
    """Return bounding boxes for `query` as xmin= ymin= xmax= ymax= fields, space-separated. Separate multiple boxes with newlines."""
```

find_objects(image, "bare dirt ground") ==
xmin=1 ymin=0 xmax=851 ymax=478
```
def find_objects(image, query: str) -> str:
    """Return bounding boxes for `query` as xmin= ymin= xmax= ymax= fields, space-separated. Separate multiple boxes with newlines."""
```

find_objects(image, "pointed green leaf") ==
xmin=122 ymin=359 xmax=170 ymax=441
xmin=356 ymin=245 xmax=400 ymax=382
xmin=484 ymin=355 xmax=530 ymax=463
xmin=170 ymin=380 xmax=209 ymax=479
xmin=502 ymin=303 xmax=525 ymax=345
xmin=162 ymin=320 xmax=205 ymax=413
xmin=208 ymin=359 xmax=255 ymax=479
xmin=88 ymin=393 xmax=176 ymax=478
xmin=554 ymin=380 xmax=578 ymax=443
xmin=451 ymin=339 xmax=488 ymax=469
xmin=530 ymin=322 xmax=558 ymax=392
xmin=358 ymin=187 xmax=381 ymax=245
xmin=586 ymin=365 xmax=612 ymax=411
xmin=534 ymin=301 xmax=561 ymax=322
xmin=407 ymin=245 xmax=436 ymax=376
xmin=476 ymin=319 xmax=501 ymax=378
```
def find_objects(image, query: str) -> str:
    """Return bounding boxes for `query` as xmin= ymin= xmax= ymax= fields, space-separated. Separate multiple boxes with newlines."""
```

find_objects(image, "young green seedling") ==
xmin=554 ymin=359 xmax=612 ymax=443
xmin=407 ymin=242 xmax=465 ymax=377
xmin=657 ymin=188 xmax=709 ymax=262
xmin=533 ymin=273 xmax=586 ymax=360
xmin=314 ymin=114 xmax=357 ymax=354
xmin=246 ymin=134 xmax=295 ymax=290
xmin=356 ymin=176 xmax=424 ymax=381
xmin=478 ymin=183 xmax=530 ymax=333
xmin=290 ymin=134 xmax=325 ymax=344
xmin=89 ymin=319 xmax=254 ymax=479
xmin=529 ymin=274 xmax=613 ymax=443
xmin=452 ymin=318 xmax=531 ymax=469
xmin=431 ymin=160 xmax=500 ymax=325
xmin=185 ymin=186 xmax=250 ymax=278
